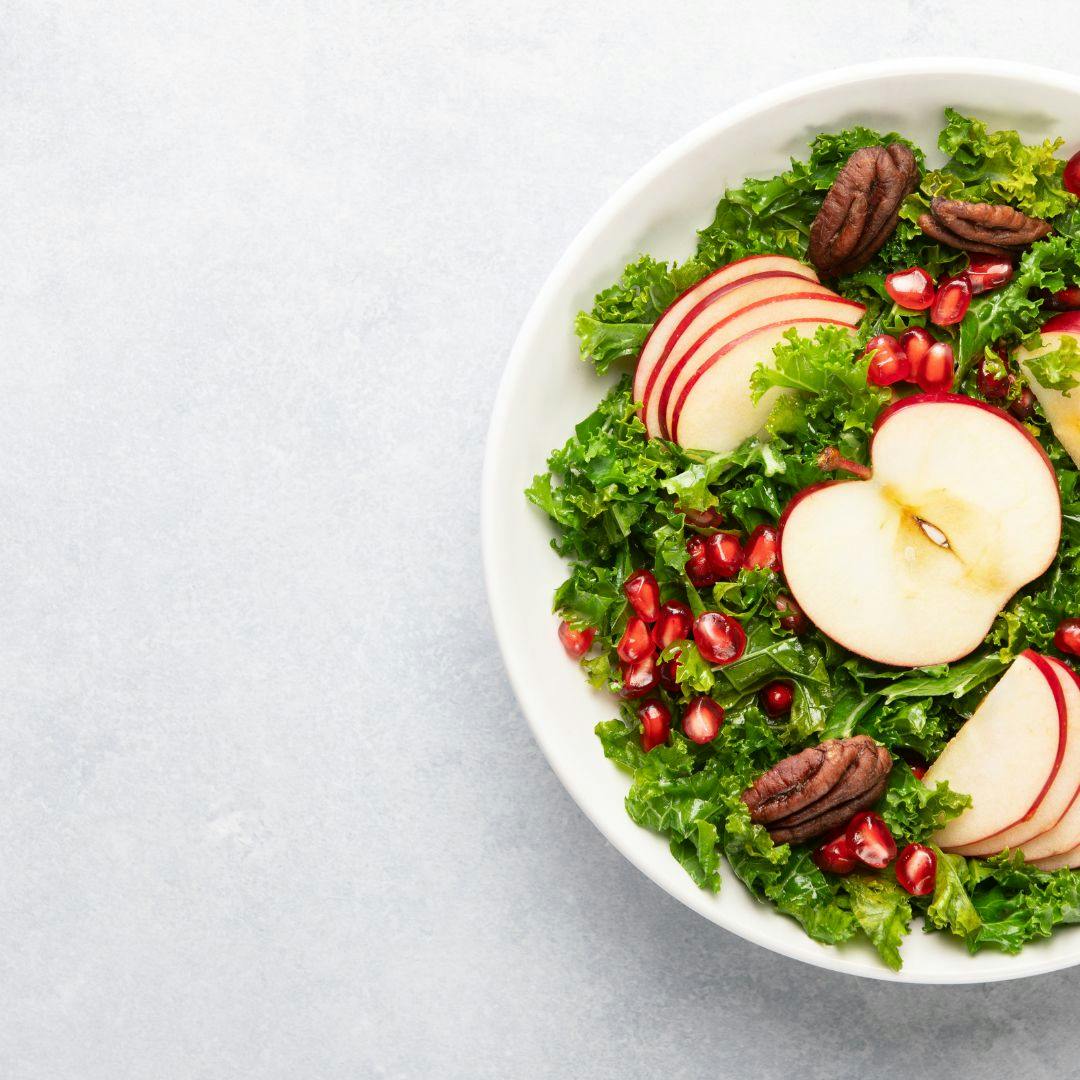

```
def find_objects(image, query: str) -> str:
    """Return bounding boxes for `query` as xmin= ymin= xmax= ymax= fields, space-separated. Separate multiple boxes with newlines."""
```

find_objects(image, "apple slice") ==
xmin=952 ymin=657 xmax=1080 ymax=856
xmin=632 ymin=255 xmax=818 ymax=430
xmin=779 ymin=395 xmax=1061 ymax=667
xmin=925 ymin=651 xmax=1067 ymax=851
xmin=638 ymin=274 xmax=833 ymax=436
xmin=659 ymin=293 xmax=865 ymax=440
xmin=1014 ymin=311 xmax=1080 ymax=468
xmin=1019 ymin=661 xmax=1080 ymax=862
xmin=667 ymin=315 xmax=861 ymax=453
xmin=1030 ymin=843 xmax=1080 ymax=871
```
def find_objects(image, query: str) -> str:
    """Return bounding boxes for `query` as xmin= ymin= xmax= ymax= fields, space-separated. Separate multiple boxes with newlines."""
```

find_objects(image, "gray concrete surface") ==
xmin=2 ymin=2 xmax=1080 ymax=1077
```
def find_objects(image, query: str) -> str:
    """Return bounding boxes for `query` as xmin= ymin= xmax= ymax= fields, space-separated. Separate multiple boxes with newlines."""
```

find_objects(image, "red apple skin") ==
xmin=657 ymin=295 xmax=864 ymax=439
xmin=634 ymin=255 xmax=818 ymax=416
xmin=988 ymin=650 xmax=1068 ymax=829
xmin=635 ymin=269 xmax=821 ymax=416
xmin=1022 ymin=661 xmax=1080 ymax=859
xmin=778 ymin=395 xmax=1061 ymax=668
xmin=667 ymin=314 xmax=863 ymax=443
xmin=1042 ymin=311 xmax=1080 ymax=335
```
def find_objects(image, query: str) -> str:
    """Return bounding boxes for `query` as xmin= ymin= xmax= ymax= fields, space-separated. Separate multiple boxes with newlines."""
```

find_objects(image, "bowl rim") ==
xmin=481 ymin=58 xmax=1080 ymax=983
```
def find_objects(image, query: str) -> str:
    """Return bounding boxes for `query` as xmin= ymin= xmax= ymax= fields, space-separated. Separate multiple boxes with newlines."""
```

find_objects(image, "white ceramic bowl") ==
xmin=482 ymin=59 xmax=1080 ymax=983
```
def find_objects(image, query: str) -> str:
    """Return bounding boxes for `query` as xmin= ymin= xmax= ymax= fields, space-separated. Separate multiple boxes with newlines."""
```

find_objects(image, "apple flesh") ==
xmin=926 ymin=651 xmax=1067 ymax=850
xmin=668 ymin=314 xmax=860 ymax=452
xmin=1020 ymin=661 xmax=1080 ymax=862
xmin=1014 ymin=313 xmax=1080 ymax=468
xmin=952 ymin=656 xmax=1080 ymax=856
xmin=780 ymin=395 xmax=1061 ymax=668
xmin=633 ymin=255 xmax=819 ymax=433
xmin=659 ymin=293 xmax=864 ymax=441
xmin=640 ymin=275 xmax=834 ymax=437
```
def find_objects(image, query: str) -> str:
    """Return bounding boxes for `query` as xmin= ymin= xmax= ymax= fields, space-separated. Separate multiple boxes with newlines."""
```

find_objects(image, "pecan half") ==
xmin=808 ymin=144 xmax=919 ymax=277
xmin=741 ymin=736 xmax=892 ymax=845
xmin=918 ymin=197 xmax=1051 ymax=257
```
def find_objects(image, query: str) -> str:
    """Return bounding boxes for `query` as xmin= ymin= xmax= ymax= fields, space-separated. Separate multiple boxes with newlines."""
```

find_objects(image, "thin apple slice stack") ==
xmin=633 ymin=255 xmax=823 ymax=437
xmin=633 ymin=254 xmax=865 ymax=453
xmin=951 ymin=656 xmax=1080 ymax=856
xmin=925 ymin=651 xmax=1068 ymax=852
xmin=1014 ymin=311 xmax=1080 ymax=468
xmin=780 ymin=395 xmax=1061 ymax=668
xmin=1019 ymin=661 xmax=1080 ymax=866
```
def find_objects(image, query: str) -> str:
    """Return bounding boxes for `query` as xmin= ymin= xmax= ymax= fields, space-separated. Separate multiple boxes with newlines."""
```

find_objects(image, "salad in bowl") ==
xmin=526 ymin=108 xmax=1080 ymax=971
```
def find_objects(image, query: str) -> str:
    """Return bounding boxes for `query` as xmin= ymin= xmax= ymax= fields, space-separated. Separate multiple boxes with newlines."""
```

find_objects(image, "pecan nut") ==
xmin=808 ymin=144 xmax=919 ymax=277
xmin=918 ymin=197 xmax=1051 ymax=257
xmin=741 ymin=735 xmax=892 ymax=845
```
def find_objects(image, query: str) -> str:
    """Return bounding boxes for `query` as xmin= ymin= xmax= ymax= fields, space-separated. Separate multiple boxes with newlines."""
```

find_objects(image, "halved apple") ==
xmin=1019 ymin=660 xmax=1080 ymax=862
xmin=952 ymin=656 xmax=1080 ymax=856
xmin=926 ymin=651 xmax=1067 ymax=851
xmin=658 ymin=293 xmax=865 ymax=441
xmin=633 ymin=255 xmax=819 ymax=433
xmin=779 ymin=395 xmax=1061 ymax=667
xmin=1014 ymin=311 xmax=1080 ymax=468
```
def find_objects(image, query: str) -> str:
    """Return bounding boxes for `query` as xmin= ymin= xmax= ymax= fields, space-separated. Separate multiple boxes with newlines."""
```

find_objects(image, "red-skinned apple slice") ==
xmin=953 ymin=657 xmax=1080 ymax=856
xmin=1031 ymin=842 xmax=1080 ymax=871
xmin=666 ymin=317 xmax=856 ymax=453
xmin=660 ymin=293 xmax=865 ymax=440
xmin=779 ymin=395 xmax=1061 ymax=668
xmin=1014 ymin=312 xmax=1080 ymax=468
xmin=1019 ymin=661 xmax=1080 ymax=862
xmin=926 ymin=651 xmax=1067 ymax=851
xmin=638 ymin=274 xmax=833 ymax=436
xmin=632 ymin=255 xmax=818 ymax=427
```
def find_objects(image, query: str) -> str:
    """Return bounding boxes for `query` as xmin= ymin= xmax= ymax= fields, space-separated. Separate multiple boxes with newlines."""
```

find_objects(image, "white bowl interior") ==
xmin=483 ymin=60 xmax=1080 ymax=983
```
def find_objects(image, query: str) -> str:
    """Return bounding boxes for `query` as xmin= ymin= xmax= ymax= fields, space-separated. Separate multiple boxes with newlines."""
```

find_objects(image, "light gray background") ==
xmin=2 ymin=3 xmax=1079 ymax=1078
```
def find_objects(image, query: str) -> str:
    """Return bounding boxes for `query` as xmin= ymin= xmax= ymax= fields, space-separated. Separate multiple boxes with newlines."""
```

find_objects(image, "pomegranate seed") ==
xmin=930 ymin=273 xmax=972 ymax=327
xmin=977 ymin=352 xmax=1010 ymax=400
xmin=900 ymin=750 xmax=929 ymax=781
xmin=705 ymin=532 xmax=744 ymax=580
xmin=558 ymin=620 xmax=595 ymax=658
xmin=760 ymin=680 xmax=794 ymax=717
xmin=659 ymin=653 xmax=681 ymax=692
xmin=1050 ymin=286 xmax=1080 ymax=310
xmin=638 ymin=700 xmax=671 ymax=752
xmin=846 ymin=812 xmax=897 ymax=869
xmin=1065 ymin=149 xmax=1080 ymax=198
xmin=885 ymin=266 xmax=935 ymax=310
xmin=895 ymin=843 xmax=937 ymax=897
xmin=744 ymin=524 xmax=780 ymax=571
xmin=617 ymin=616 xmax=654 ymax=664
xmin=864 ymin=334 xmax=911 ymax=387
xmin=678 ymin=503 xmax=724 ymax=529
xmin=813 ymin=832 xmax=859 ymax=875
xmin=775 ymin=594 xmax=808 ymax=635
xmin=685 ymin=535 xmax=716 ymax=588
xmin=623 ymin=569 xmax=660 ymax=623
xmin=900 ymin=326 xmax=934 ymax=380
xmin=693 ymin=611 xmax=747 ymax=666
xmin=652 ymin=600 xmax=692 ymax=650
xmin=1010 ymin=385 xmax=1036 ymax=421
xmin=620 ymin=654 xmax=659 ymax=698
xmin=1055 ymin=618 xmax=1080 ymax=657
xmin=682 ymin=695 xmax=724 ymax=744
xmin=917 ymin=341 xmax=954 ymax=393
xmin=966 ymin=256 xmax=1013 ymax=295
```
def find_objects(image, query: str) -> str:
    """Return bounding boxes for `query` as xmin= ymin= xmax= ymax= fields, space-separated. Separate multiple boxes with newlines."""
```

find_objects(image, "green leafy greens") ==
xmin=529 ymin=109 xmax=1080 ymax=970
